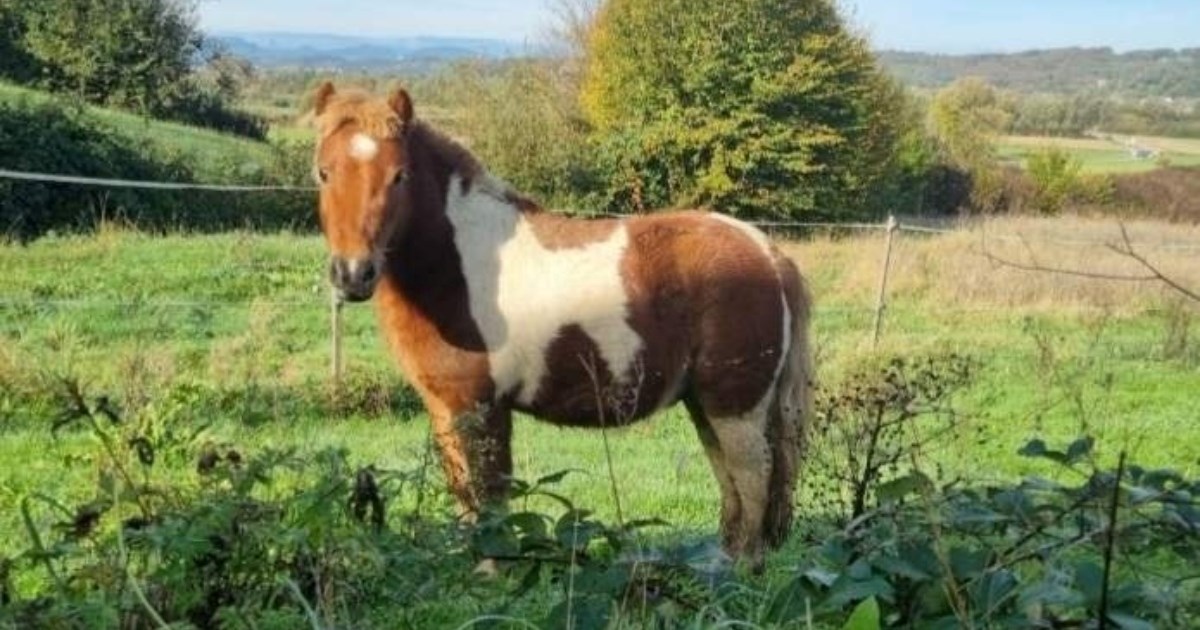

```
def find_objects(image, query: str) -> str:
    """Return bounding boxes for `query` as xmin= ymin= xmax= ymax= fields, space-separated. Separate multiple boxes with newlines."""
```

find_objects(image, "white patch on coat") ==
xmin=349 ymin=133 xmax=379 ymax=161
xmin=710 ymin=213 xmax=774 ymax=259
xmin=704 ymin=278 xmax=794 ymax=558
xmin=445 ymin=174 xmax=642 ymax=405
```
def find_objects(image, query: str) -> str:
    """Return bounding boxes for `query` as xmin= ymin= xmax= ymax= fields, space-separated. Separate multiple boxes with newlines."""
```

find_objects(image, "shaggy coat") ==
xmin=311 ymin=83 xmax=813 ymax=567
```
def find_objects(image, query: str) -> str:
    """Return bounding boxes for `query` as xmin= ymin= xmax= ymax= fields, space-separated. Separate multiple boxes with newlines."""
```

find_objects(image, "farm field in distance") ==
xmin=998 ymin=133 xmax=1200 ymax=173
xmin=1 ymin=215 xmax=1197 ymax=623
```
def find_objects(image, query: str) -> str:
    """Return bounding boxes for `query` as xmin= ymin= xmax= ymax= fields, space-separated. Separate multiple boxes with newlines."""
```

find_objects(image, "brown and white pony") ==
xmin=310 ymin=82 xmax=813 ymax=568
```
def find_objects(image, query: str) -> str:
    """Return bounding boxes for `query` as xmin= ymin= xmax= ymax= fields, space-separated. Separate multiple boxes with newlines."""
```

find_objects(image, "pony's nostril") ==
xmin=361 ymin=263 xmax=378 ymax=284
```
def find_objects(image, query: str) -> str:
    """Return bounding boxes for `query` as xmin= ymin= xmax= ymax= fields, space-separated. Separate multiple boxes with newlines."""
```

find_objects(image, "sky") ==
xmin=197 ymin=0 xmax=1200 ymax=54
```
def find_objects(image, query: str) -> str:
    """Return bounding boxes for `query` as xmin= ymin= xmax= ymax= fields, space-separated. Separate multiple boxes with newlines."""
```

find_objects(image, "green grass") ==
xmin=998 ymin=134 xmax=1200 ymax=173
xmin=0 ymin=81 xmax=276 ymax=177
xmin=1 ymin=229 xmax=1197 ymax=624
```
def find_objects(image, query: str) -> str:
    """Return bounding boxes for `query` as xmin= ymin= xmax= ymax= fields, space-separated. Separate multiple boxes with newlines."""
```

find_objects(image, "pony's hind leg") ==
xmin=708 ymin=407 xmax=773 ymax=571
xmin=684 ymin=396 xmax=742 ymax=550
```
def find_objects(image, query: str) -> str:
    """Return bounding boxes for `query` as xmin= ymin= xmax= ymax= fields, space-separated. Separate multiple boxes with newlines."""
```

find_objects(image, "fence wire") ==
xmin=0 ymin=168 xmax=315 ymax=193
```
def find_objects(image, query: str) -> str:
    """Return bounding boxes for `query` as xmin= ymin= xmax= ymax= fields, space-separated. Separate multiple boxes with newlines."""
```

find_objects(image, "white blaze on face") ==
xmin=349 ymin=133 xmax=379 ymax=162
xmin=445 ymin=174 xmax=642 ymax=405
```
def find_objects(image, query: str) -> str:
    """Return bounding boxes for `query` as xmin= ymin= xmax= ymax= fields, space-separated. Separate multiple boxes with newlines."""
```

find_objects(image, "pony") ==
xmin=310 ymin=82 xmax=814 ymax=568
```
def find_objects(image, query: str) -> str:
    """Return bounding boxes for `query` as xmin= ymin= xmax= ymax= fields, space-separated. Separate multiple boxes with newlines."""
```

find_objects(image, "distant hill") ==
xmin=214 ymin=32 xmax=525 ymax=70
xmin=878 ymin=48 xmax=1200 ymax=98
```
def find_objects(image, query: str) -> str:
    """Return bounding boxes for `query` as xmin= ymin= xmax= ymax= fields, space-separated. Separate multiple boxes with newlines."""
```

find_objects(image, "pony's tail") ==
xmin=763 ymin=254 xmax=814 ymax=549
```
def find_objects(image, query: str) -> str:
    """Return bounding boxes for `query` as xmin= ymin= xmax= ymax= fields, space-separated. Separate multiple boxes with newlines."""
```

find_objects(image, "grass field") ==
xmin=0 ymin=81 xmax=278 ymax=176
xmin=998 ymin=133 xmax=1200 ymax=173
xmin=1 ymin=217 xmax=1197 ymax=625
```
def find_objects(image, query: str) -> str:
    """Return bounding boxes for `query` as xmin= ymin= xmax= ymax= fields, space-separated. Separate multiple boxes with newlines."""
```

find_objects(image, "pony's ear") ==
xmin=388 ymin=88 xmax=414 ymax=126
xmin=313 ymin=81 xmax=336 ymax=115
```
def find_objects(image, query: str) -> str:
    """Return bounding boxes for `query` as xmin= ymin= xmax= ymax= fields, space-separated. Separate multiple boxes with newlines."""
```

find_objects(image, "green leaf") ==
xmin=1019 ymin=439 xmax=1048 ymax=457
xmin=1065 ymin=436 xmax=1094 ymax=463
xmin=535 ymin=469 xmax=581 ymax=487
xmin=871 ymin=554 xmax=932 ymax=581
xmin=841 ymin=597 xmax=880 ymax=630
xmin=876 ymin=471 xmax=933 ymax=502
xmin=823 ymin=577 xmax=893 ymax=610
xmin=1107 ymin=611 xmax=1155 ymax=630
xmin=546 ymin=594 xmax=611 ymax=630
xmin=1073 ymin=560 xmax=1104 ymax=606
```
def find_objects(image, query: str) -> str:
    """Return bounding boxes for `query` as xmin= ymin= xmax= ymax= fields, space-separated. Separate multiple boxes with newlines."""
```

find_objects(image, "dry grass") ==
xmin=780 ymin=215 xmax=1200 ymax=312
xmin=1000 ymin=135 xmax=1200 ymax=155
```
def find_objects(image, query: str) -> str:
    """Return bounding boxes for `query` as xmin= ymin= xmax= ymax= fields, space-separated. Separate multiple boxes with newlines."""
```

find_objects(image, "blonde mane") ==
xmin=315 ymin=90 xmax=403 ymax=139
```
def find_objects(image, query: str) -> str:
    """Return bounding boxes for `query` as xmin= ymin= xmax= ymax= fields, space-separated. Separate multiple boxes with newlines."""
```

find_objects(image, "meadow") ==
xmin=997 ymin=134 xmax=1200 ymax=173
xmin=1 ymin=215 xmax=1197 ymax=626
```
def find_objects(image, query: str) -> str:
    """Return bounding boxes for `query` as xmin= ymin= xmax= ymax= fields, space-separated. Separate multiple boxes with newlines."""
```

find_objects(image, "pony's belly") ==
xmin=513 ymin=336 xmax=686 ymax=429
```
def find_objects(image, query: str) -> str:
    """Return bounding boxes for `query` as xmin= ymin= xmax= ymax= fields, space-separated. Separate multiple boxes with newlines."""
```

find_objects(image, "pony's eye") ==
xmin=392 ymin=170 xmax=406 ymax=186
xmin=318 ymin=168 xmax=329 ymax=184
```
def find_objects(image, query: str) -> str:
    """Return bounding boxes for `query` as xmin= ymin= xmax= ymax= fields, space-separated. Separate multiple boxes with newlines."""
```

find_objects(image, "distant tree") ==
xmin=0 ymin=0 xmax=39 ymax=81
xmin=21 ymin=0 xmax=201 ymax=113
xmin=929 ymin=77 xmax=1011 ymax=166
xmin=928 ymin=77 xmax=1014 ymax=211
xmin=581 ymin=0 xmax=907 ymax=219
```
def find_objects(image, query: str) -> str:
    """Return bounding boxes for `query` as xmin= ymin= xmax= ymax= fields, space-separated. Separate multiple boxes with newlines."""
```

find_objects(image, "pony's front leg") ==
xmin=430 ymin=402 xmax=513 ymax=521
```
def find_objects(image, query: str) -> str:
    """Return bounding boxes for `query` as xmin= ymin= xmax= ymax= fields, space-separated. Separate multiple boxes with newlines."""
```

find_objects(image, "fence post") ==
xmin=872 ymin=214 xmax=898 ymax=348
xmin=330 ymin=290 xmax=344 ymax=392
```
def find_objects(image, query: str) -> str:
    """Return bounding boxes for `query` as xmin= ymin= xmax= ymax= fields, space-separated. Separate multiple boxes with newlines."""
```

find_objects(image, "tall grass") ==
xmin=783 ymin=215 xmax=1200 ymax=311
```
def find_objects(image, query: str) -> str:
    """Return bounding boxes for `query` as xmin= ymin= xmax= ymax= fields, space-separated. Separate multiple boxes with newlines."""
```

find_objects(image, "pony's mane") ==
xmin=316 ymin=90 xmax=402 ymax=139
xmin=407 ymin=121 xmax=485 ymax=187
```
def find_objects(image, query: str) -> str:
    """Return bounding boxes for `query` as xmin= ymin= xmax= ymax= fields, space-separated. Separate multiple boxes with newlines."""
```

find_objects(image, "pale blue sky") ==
xmin=197 ymin=0 xmax=1200 ymax=53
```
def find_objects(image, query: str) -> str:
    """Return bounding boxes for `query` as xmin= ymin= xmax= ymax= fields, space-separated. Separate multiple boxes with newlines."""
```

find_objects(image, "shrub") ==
xmin=1026 ymin=147 xmax=1084 ymax=215
xmin=581 ymin=0 xmax=908 ymax=220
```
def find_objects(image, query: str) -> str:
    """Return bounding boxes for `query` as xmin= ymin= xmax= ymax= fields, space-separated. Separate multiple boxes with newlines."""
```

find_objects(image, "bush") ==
xmin=581 ymin=0 xmax=908 ymax=220
xmin=1026 ymin=147 xmax=1084 ymax=215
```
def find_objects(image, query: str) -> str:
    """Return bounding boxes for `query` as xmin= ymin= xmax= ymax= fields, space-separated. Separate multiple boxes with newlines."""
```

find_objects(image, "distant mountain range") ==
xmin=213 ymin=33 xmax=1200 ymax=99
xmin=878 ymin=48 xmax=1200 ymax=98
xmin=213 ymin=32 xmax=526 ymax=69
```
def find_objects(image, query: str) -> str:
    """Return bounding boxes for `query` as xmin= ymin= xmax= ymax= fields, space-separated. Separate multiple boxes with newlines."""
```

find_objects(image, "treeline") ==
xmin=881 ymin=47 xmax=1200 ymax=99
xmin=0 ymin=0 xmax=265 ymax=138
xmin=1006 ymin=92 xmax=1200 ymax=138
xmin=360 ymin=0 xmax=947 ymax=221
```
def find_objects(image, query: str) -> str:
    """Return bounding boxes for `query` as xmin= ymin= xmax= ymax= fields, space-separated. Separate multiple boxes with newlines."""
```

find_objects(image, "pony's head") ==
xmin=312 ymin=81 xmax=414 ymax=302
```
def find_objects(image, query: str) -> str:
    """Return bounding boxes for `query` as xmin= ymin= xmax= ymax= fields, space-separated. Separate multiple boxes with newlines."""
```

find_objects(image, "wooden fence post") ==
xmin=872 ymin=215 xmax=898 ymax=348
xmin=330 ymin=290 xmax=344 ymax=392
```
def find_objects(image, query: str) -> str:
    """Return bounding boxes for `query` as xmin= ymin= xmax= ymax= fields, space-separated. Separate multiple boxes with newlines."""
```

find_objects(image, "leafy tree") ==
xmin=928 ymin=77 xmax=1014 ymax=211
xmin=581 ymin=0 xmax=907 ymax=219
xmin=0 ymin=0 xmax=39 ymax=82
xmin=20 ymin=0 xmax=200 ymax=113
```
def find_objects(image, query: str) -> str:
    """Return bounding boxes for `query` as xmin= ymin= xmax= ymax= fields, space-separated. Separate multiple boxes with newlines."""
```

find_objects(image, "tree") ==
xmin=928 ymin=77 xmax=1013 ymax=211
xmin=928 ymin=77 xmax=1011 ymax=167
xmin=21 ymin=0 xmax=201 ymax=113
xmin=580 ymin=0 xmax=907 ymax=219
xmin=0 ymin=0 xmax=39 ymax=82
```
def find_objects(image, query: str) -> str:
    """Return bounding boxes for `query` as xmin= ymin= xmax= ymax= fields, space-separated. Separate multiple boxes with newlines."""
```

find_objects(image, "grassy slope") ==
xmin=998 ymin=133 xmax=1200 ymax=173
xmin=0 ymin=81 xmax=275 ymax=177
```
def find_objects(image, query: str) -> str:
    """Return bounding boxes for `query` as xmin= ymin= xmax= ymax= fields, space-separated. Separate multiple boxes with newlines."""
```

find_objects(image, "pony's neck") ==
xmin=384 ymin=121 xmax=517 ymax=294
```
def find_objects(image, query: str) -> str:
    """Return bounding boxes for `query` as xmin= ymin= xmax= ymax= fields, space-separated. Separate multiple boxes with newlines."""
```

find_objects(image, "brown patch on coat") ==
xmin=622 ymin=212 xmax=784 ymax=419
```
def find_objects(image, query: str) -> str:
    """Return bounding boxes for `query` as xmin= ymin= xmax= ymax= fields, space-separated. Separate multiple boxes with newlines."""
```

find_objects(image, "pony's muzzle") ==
xmin=329 ymin=256 xmax=379 ymax=302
